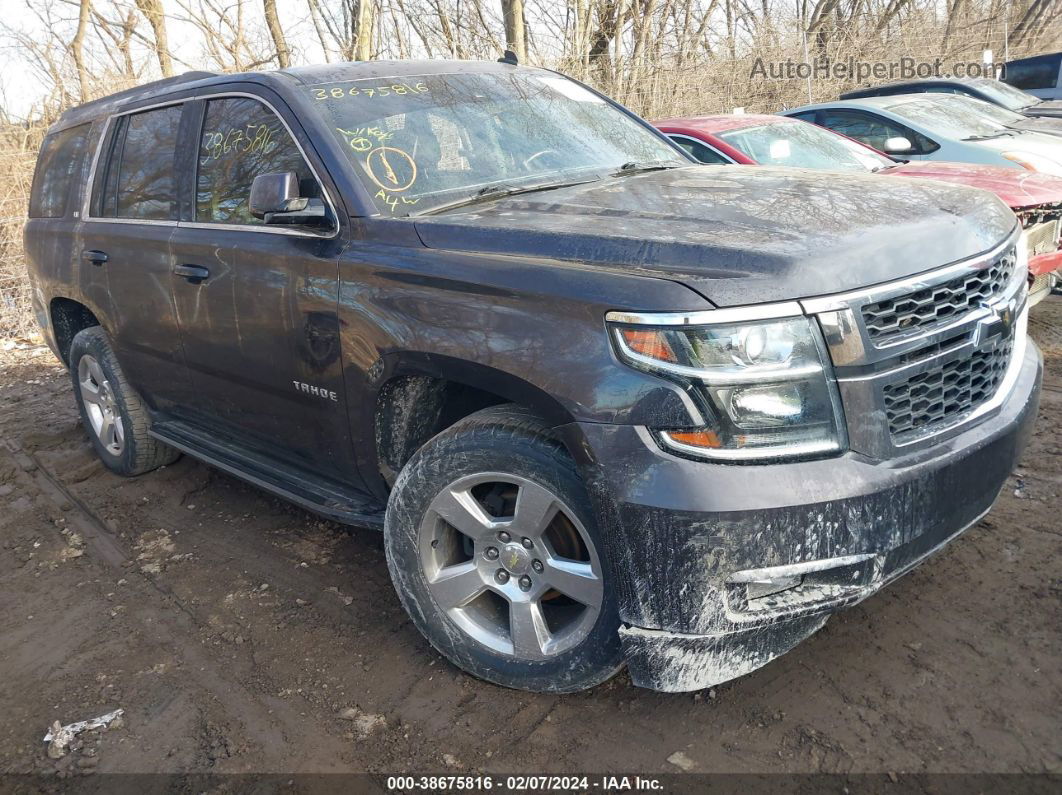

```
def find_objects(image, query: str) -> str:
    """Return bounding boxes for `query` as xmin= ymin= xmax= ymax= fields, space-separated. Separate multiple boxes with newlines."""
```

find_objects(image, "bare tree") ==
xmin=355 ymin=0 xmax=375 ymax=59
xmin=71 ymin=0 xmax=93 ymax=100
xmin=263 ymin=0 xmax=291 ymax=66
xmin=502 ymin=0 xmax=527 ymax=61
xmin=133 ymin=0 xmax=173 ymax=76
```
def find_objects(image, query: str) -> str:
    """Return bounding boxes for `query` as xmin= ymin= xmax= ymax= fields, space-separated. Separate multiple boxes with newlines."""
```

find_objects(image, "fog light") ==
xmin=745 ymin=575 xmax=802 ymax=601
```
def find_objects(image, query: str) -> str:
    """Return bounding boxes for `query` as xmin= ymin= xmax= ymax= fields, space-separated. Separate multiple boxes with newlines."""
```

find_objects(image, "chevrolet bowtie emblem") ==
xmin=973 ymin=298 xmax=1017 ymax=348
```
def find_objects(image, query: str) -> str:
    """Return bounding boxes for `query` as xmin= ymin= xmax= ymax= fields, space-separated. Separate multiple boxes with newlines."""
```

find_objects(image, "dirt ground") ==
xmin=0 ymin=300 xmax=1059 ymax=782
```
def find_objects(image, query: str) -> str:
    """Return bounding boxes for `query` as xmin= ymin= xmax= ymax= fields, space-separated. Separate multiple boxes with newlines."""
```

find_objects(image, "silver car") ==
xmin=782 ymin=94 xmax=1062 ymax=176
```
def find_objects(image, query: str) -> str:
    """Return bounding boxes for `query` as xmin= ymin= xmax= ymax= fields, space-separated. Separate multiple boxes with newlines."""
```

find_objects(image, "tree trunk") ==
xmin=72 ymin=0 xmax=92 ymax=100
xmin=502 ymin=0 xmax=527 ymax=62
xmin=134 ymin=0 xmax=174 ymax=77
xmin=355 ymin=0 xmax=375 ymax=60
xmin=263 ymin=0 xmax=291 ymax=67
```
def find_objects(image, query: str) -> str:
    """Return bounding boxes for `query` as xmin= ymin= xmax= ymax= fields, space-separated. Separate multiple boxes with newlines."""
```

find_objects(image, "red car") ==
xmin=654 ymin=113 xmax=1062 ymax=304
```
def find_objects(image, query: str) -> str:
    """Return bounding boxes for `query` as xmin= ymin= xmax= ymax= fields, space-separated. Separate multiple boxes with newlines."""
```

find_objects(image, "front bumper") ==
xmin=565 ymin=339 xmax=1042 ymax=692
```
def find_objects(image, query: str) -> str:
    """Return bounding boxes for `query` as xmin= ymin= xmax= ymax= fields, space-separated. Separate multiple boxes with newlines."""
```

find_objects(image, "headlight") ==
xmin=608 ymin=307 xmax=846 ymax=461
xmin=1001 ymin=151 xmax=1062 ymax=177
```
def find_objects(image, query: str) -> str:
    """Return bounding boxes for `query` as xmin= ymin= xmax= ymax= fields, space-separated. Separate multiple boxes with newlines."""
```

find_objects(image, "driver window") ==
xmin=819 ymin=111 xmax=931 ymax=154
xmin=196 ymin=97 xmax=320 ymax=225
xmin=668 ymin=136 xmax=731 ymax=164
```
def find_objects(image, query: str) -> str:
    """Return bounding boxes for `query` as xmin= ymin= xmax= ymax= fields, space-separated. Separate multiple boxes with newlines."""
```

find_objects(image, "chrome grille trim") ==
xmin=801 ymin=230 xmax=1023 ymax=368
xmin=801 ymin=227 xmax=1028 ymax=459
xmin=861 ymin=253 xmax=1014 ymax=343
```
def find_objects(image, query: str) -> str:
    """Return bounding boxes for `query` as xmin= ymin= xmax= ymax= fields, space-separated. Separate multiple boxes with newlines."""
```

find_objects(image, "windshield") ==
xmin=716 ymin=121 xmax=892 ymax=172
xmin=306 ymin=70 xmax=686 ymax=215
xmin=941 ymin=94 xmax=1028 ymax=125
xmin=886 ymin=97 xmax=1010 ymax=139
xmin=967 ymin=77 xmax=1040 ymax=110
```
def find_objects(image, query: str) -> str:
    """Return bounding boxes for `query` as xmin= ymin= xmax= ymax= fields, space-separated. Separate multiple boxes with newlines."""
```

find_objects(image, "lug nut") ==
xmin=519 ymin=575 xmax=533 ymax=591
xmin=484 ymin=546 xmax=499 ymax=560
xmin=521 ymin=537 xmax=533 ymax=549
xmin=495 ymin=570 xmax=510 ymax=584
xmin=498 ymin=531 xmax=511 ymax=543
xmin=532 ymin=559 xmax=544 ymax=573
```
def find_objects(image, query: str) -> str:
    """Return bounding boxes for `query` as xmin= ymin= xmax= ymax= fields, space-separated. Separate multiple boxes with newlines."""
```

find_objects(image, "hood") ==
xmin=1025 ymin=99 xmax=1062 ymax=119
xmin=884 ymin=160 xmax=1062 ymax=207
xmin=413 ymin=166 xmax=1017 ymax=307
xmin=972 ymin=129 xmax=1062 ymax=160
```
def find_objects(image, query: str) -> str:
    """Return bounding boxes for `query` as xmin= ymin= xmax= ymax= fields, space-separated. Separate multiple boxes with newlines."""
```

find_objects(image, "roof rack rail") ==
xmin=53 ymin=70 xmax=221 ymax=130
xmin=90 ymin=70 xmax=220 ymax=108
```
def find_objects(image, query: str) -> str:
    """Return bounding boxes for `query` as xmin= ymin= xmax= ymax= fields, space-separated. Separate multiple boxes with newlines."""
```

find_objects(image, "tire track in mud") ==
xmin=0 ymin=437 xmax=371 ymax=772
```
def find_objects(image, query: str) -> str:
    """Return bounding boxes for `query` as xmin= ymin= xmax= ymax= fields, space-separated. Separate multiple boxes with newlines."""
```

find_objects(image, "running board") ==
xmin=150 ymin=421 xmax=386 ymax=530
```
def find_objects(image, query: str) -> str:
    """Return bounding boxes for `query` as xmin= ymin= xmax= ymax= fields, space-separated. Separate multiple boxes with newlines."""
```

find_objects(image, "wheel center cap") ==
xmin=500 ymin=544 xmax=531 ymax=575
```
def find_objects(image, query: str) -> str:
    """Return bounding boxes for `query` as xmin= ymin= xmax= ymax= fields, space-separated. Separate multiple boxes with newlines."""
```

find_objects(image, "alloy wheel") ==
xmin=77 ymin=354 xmax=125 ymax=456
xmin=418 ymin=472 xmax=604 ymax=661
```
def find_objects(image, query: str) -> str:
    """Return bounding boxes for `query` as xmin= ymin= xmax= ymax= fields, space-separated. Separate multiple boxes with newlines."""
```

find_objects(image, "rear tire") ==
xmin=68 ymin=327 xmax=180 ymax=476
xmin=384 ymin=405 xmax=623 ymax=693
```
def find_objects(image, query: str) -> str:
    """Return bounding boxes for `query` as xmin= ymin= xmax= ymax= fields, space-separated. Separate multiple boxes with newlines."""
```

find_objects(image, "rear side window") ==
xmin=196 ymin=97 xmax=319 ymax=225
xmin=1004 ymin=55 xmax=1061 ymax=90
xmin=29 ymin=124 xmax=91 ymax=218
xmin=97 ymin=105 xmax=182 ymax=220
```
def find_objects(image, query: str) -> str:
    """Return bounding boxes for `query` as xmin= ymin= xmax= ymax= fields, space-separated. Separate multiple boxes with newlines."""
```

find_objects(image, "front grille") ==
xmin=862 ymin=249 xmax=1015 ymax=342
xmin=883 ymin=339 xmax=1012 ymax=441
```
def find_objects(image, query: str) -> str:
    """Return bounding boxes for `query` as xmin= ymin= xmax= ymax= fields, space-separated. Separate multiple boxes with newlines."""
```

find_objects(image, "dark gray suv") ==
xmin=24 ymin=60 xmax=1041 ymax=692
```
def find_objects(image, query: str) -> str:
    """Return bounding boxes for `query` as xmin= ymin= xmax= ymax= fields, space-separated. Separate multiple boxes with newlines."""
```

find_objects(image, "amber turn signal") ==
xmin=665 ymin=430 xmax=723 ymax=448
xmin=619 ymin=329 xmax=678 ymax=363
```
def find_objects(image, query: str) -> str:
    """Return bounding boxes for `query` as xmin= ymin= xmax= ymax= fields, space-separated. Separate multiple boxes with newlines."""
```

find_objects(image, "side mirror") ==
xmin=249 ymin=172 xmax=328 ymax=226
xmin=883 ymin=136 xmax=913 ymax=154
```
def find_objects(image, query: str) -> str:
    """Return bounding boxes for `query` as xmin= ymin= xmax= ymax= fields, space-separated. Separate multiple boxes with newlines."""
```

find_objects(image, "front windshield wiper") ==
xmin=611 ymin=161 xmax=683 ymax=177
xmin=418 ymin=178 xmax=599 ymax=216
xmin=964 ymin=130 xmax=1019 ymax=141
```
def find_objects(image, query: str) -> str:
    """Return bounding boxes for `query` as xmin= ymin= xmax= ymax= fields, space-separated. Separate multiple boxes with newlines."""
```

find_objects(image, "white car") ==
xmin=782 ymin=94 xmax=1062 ymax=176
xmin=929 ymin=94 xmax=1062 ymax=139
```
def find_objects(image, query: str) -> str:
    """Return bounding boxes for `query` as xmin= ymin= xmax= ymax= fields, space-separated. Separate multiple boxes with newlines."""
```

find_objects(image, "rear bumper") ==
xmin=565 ymin=339 xmax=1042 ymax=692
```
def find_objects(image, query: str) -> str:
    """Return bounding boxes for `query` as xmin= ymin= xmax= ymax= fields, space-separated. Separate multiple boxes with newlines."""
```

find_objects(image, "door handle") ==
xmin=173 ymin=264 xmax=211 ymax=283
xmin=81 ymin=249 xmax=108 ymax=265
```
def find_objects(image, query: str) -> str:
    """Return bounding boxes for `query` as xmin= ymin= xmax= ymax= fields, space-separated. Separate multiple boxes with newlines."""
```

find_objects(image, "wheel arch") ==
xmin=369 ymin=352 xmax=583 ymax=494
xmin=49 ymin=296 xmax=104 ymax=365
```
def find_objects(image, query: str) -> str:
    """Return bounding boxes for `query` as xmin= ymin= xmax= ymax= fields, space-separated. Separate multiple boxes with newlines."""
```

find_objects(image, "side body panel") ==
xmin=334 ymin=220 xmax=712 ymax=501
xmin=23 ymin=121 xmax=106 ymax=356
xmin=166 ymin=86 xmax=362 ymax=487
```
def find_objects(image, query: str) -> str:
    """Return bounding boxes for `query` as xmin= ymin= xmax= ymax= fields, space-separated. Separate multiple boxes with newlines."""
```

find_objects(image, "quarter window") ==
xmin=196 ymin=97 xmax=319 ymax=225
xmin=29 ymin=123 xmax=92 ymax=218
xmin=99 ymin=105 xmax=183 ymax=220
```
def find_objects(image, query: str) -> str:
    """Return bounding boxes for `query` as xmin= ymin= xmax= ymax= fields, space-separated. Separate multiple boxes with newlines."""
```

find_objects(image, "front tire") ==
xmin=68 ymin=327 xmax=180 ymax=476
xmin=384 ymin=405 xmax=622 ymax=693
